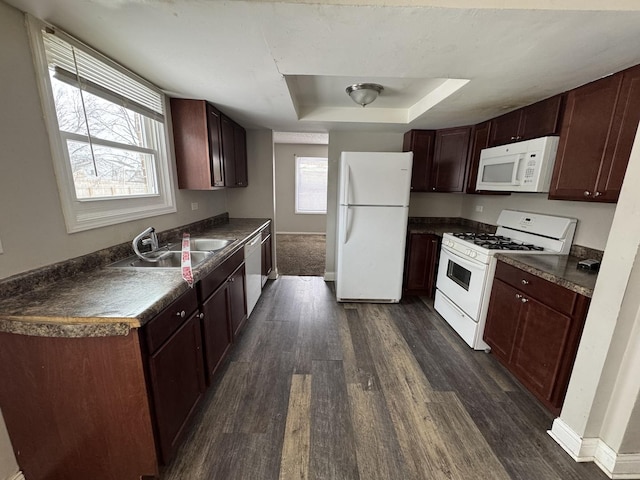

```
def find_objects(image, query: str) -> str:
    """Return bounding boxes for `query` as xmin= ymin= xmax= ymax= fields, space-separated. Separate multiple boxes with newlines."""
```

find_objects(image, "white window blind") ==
xmin=42 ymin=31 xmax=164 ymax=121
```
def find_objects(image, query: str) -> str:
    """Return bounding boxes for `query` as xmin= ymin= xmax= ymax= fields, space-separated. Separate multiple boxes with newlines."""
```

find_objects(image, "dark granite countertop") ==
xmin=0 ymin=218 xmax=270 ymax=338
xmin=495 ymin=253 xmax=598 ymax=298
xmin=408 ymin=223 xmax=478 ymax=237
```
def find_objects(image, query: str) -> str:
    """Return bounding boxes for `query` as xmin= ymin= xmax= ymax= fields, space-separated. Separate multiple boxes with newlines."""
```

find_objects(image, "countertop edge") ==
xmin=495 ymin=254 xmax=595 ymax=298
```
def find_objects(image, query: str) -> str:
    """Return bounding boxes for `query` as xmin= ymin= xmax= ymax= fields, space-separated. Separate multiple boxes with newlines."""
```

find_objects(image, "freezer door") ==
xmin=339 ymin=152 xmax=412 ymax=207
xmin=336 ymin=205 xmax=408 ymax=302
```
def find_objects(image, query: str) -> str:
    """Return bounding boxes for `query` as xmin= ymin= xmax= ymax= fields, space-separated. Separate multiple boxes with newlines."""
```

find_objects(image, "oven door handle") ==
xmin=441 ymin=245 xmax=485 ymax=271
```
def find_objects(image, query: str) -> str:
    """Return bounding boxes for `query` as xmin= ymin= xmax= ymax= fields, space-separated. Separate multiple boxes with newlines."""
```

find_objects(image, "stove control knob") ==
xmin=469 ymin=251 xmax=477 ymax=258
xmin=465 ymin=249 xmax=470 ymax=255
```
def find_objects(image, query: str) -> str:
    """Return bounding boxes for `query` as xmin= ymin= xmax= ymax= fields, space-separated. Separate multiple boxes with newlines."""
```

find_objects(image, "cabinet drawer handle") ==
xmin=521 ymin=297 xmax=529 ymax=303
xmin=198 ymin=312 xmax=205 ymax=319
xmin=521 ymin=279 xmax=529 ymax=285
xmin=515 ymin=293 xmax=522 ymax=299
xmin=176 ymin=310 xmax=186 ymax=318
xmin=594 ymin=191 xmax=602 ymax=197
xmin=584 ymin=190 xmax=592 ymax=197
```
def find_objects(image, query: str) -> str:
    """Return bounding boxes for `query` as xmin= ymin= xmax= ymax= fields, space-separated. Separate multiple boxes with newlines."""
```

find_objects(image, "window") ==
xmin=295 ymin=156 xmax=328 ymax=214
xmin=27 ymin=17 xmax=176 ymax=232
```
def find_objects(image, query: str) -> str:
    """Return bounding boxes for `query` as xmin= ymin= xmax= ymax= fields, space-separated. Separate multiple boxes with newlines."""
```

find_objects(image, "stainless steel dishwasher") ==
xmin=244 ymin=234 xmax=262 ymax=317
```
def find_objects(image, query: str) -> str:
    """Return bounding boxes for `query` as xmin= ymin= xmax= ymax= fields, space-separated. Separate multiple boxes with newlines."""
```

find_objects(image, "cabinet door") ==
xmin=404 ymin=233 xmax=439 ymax=297
xmin=233 ymin=124 xmax=248 ymax=187
xmin=403 ymin=130 xmax=435 ymax=192
xmin=261 ymin=234 xmax=272 ymax=284
xmin=519 ymin=95 xmax=563 ymax=141
xmin=465 ymin=121 xmax=491 ymax=193
xmin=228 ymin=264 xmax=248 ymax=338
xmin=147 ymin=314 xmax=205 ymax=463
xmin=170 ymin=99 xmax=213 ymax=190
xmin=221 ymin=114 xmax=237 ymax=187
xmin=597 ymin=65 xmax=640 ymax=201
xmin=510 ymin=296 xmax=573 ymax=403
xmin=549 ymin=73 xmax=623 ymax=201
xmin=206 ymin=105 xmax=224 ymax=187
xmin=483 ymin=279 xmax=522 ymax=364
xmin=432 ymin=127 xmax=470 ymax=192
xmin=200 ymin=284 xmax=232 ymax=384
xmin=488 ymin=109 xmax=522 ymax=146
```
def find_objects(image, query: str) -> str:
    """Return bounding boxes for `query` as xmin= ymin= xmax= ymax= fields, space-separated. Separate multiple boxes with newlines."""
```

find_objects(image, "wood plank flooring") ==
xmin=160 ymin=276 xmax=607 ymax=480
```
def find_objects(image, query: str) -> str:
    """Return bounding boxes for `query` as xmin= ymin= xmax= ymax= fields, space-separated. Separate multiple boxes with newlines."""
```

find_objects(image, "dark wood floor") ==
xmin=160 ymin=276 xmax=607 ymax=480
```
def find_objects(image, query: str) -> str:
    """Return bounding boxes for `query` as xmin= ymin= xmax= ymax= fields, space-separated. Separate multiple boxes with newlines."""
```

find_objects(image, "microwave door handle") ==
xmin=511 ymin=154 xmax=523 ymax=185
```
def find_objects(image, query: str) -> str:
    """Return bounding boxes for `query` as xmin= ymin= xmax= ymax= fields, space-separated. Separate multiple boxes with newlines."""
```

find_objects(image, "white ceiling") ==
xmin=6 ymin=0 xmax=640 ymax=134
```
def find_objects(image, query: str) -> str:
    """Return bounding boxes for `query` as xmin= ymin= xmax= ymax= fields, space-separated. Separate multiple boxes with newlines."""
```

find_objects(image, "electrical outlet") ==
xmin=475 ymin=205 xmax=484 ymax=213
xmin=191 ymin=202 xmax=198 ymax=211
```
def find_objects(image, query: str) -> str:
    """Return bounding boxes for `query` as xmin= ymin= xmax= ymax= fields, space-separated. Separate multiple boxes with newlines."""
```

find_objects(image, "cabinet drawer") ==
xmin=495 ymin=261 xmax=577 ymax=316
xmin=197 ymin=249 xmax=244 ymax=301
xmin=145 ymin=288 xmax=198 ymax=353
xmin=261 ymin=222 xmax=271 ymax=240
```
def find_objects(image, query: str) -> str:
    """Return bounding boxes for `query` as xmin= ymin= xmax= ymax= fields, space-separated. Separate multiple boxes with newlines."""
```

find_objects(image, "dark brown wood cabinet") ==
xmin=403 ymin=127 xmax=470 ymax=193
xmin=200 ymin=282 xmax=232 ymax=383
xmin=403 ymin=129 xmax=435 ymax=192
xmin=197 ymin=249 xmax=247 ymax=378
xmin=146 ymin=311 xmax=205 ymax=463
xmin=171 ymin=98 xmax=248 ymax=189
xmin=483 ymin=261 xmax=590 ymax=413
xmin=221 ymin=113 xmax=248 ymax=187
xmin=465 ymin=121 xmax=491 ymax=194
xmin=228 ymin=263 xmax=248 ymax=337
xmin=403 ymin=232 xmax=440 ymax=297
xmin=488 ymin=95 xmax=563 ymax=147
xmin=549 ymin=65 xmax=640 ymax=203
xmin=432 ymin=127 xmax=471 ymax=192
xmin=261 ymin=223 xmax=273 ymax=285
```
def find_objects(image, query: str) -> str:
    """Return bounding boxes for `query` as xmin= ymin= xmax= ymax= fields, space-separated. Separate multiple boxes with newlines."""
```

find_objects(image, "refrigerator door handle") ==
xmin=344 ymin=165 xmax=351 ymax=205
xmin=343 ymin=206 xmax=351 ymax=244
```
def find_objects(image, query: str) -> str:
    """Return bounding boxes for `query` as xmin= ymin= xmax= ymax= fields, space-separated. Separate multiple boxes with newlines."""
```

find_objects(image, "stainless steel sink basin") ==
xmin=186 ymin=238 xmax=235 ymax=252
xmin=108 ymin=251 xmax=213 ymax=269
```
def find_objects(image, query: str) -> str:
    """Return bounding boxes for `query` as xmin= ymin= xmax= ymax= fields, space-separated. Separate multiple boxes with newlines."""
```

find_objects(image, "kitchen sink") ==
xmin=108 ymin=251 xmax=213 ymax=269
xmin=185 ymin=238 xmax=235 ymax=252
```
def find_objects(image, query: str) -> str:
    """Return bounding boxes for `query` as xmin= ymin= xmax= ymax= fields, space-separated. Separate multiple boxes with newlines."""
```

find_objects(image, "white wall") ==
xmin=0 ymin=2 xmax=228 ymax=281
xmin=274 ymin=143 xmax=328 ymax=233
xmin=0 ymin=409 xmax=17 ymax=480
xmin=461 ymin=193 xmax=616 ymax=250
xmin=226 ymin=129 xmax=275 ymax=220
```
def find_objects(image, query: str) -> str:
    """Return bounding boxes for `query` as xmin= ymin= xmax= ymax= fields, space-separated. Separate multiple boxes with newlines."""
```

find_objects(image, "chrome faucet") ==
xmin=133 ymin=227 xmax=170 ymax=262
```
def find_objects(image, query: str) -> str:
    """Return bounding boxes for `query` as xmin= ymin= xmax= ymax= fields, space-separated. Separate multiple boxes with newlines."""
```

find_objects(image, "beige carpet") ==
xmin=276 ymin=234 xmax=326 ymax=276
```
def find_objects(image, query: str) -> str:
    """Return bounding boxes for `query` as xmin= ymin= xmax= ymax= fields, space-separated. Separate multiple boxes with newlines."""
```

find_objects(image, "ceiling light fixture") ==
xmin=346 ymin=83 xmax=383 ymax=107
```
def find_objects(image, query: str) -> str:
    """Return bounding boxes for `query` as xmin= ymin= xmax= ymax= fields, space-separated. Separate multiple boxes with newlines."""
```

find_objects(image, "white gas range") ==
xmin=434 ymin=210 xmax=577 ymax=350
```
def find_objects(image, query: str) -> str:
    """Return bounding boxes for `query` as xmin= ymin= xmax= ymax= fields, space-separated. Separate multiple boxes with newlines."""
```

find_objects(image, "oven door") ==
xmin=435 ymin=245 xmax=489 ymax=321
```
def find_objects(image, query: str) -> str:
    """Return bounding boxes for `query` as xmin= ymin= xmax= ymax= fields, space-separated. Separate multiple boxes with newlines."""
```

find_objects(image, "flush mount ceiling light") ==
xmin=346 ymin=83 xmax=384 ymax=107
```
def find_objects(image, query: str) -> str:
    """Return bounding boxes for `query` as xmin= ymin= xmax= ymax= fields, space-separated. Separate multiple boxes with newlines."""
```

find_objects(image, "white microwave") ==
xmin=475 ymin=136 xmax=559 ymax=192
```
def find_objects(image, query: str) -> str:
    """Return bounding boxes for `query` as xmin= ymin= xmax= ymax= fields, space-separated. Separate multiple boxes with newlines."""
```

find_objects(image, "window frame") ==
xmin=27 ymin=15 xmax=176 ymax=233
xmin=294 ymin=155 xmax=328 ymax=215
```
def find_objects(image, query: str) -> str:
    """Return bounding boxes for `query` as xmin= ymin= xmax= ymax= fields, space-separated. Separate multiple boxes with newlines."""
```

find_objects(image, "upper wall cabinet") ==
xmin=170 ymin=99 xmax=248 ymax=189
xmin=488 ymin=95 xmax=564 ymax=147
xmin=403 ymin=129 xmax=435 ymax=192
xmin=432 ymin=127 xmax=471 ymax=192
xmin=403 ymin=127 xmax=470 ymax=192
xmin=549 ymin=65 xmax=640 ymax=203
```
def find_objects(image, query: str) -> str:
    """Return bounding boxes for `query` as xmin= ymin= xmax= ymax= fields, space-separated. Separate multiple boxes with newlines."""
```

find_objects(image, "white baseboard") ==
xmin=324 ymin=271 xmax=335 ymax=281
xmin=549 ymin=418 xmax=640 ymax=479
xmin=548 ymin=418 xmax=598 ymax=461
xmin=275 ymin=231 xmax=326 ymax=235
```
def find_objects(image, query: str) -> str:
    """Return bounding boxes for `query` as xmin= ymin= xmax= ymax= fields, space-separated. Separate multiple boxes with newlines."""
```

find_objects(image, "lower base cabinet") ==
xmin=403 ymin=232 xmax=440 ymax=297
xmin=483 ymin=261 xmax=590 ymax=413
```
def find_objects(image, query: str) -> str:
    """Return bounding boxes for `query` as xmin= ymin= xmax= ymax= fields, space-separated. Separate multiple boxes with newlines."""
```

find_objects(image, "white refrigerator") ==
xmin=336 ymin=151 xmax=413 ymax=303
